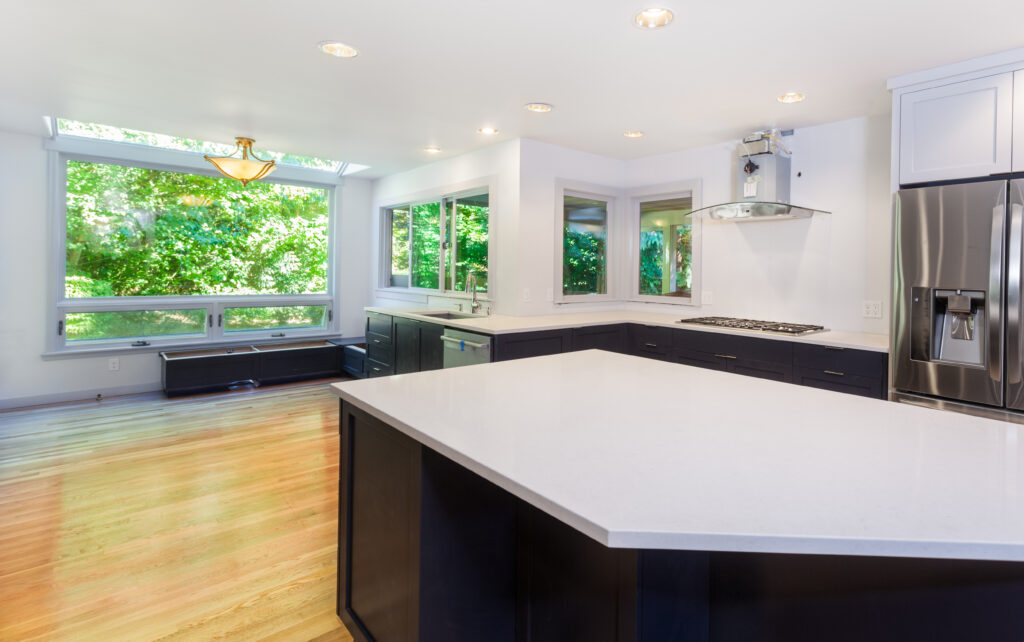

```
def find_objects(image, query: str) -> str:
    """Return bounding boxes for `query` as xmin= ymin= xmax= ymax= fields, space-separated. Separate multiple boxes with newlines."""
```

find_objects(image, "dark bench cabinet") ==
xmin=161 ymin=339 xmax=346 ymax=396
xmin=366 ymin=312 xmax=888 ymax=400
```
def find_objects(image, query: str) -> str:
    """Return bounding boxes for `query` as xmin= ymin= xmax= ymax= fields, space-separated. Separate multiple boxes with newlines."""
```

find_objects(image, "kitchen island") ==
xmin=331 ymin=350 xmax=1024 ymax=641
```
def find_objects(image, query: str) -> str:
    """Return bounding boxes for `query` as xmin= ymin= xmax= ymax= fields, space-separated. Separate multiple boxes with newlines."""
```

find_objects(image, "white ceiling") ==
xmin=1 ymin=0 xmax=1022 ymax=178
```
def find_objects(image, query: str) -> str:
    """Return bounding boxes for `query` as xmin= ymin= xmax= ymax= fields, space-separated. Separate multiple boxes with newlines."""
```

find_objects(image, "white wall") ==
xmin=0 ymin=129 xmax=373 ymax=408
xmin=371 ymin=115 xmax=892 ymax=334
xmin=624 ymin=115 xmax=891 ymax=333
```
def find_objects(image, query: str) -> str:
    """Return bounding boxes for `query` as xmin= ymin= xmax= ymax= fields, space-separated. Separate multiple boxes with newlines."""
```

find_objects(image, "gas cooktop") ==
xmin=677 ymin=316 xmax=827 ymax=336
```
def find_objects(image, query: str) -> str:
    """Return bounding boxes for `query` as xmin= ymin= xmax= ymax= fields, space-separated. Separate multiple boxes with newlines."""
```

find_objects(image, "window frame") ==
xmin=554 ymin=180 xmax=620 ymax=304
xmin=627 ymin=180 xmax=703 ymax=306
xmin=47 ymin=135 xmax=342 ymax=354
xmin=378 ymin=180 xmax=494 ymax=300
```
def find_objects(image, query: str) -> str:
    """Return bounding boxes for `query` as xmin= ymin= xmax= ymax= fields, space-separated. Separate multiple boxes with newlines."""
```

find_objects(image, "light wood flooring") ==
xmin=0 ymin=381 xmax=353 ymax=641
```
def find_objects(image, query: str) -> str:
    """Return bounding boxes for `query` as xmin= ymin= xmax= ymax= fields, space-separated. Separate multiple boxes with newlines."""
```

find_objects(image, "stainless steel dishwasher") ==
xmin=441 ymin=328 xmax=492 ymax=368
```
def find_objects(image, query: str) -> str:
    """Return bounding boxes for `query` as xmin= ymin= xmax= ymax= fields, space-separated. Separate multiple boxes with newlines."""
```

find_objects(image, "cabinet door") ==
xmin=419 ymin=322 xmax=444 ymax=371
xmin=571 ymin=324 xmax=627 ymax=353
xmin=628 ymin=325 xmax=673 ymax=360
xmin=366 ymin=311 xmax=394 ymax=344
xmin=493 ymin=330 xmax=572 ymax=362
xmin=1014 ymin=70 xmax=1024 ymax=172
xmin=393 ymin=317 xmax=421 ymax=375
xmin=795 ymin=368 xmax=883 ymax=399
xmin=899 ymin=72 xmax=1013 ymax=185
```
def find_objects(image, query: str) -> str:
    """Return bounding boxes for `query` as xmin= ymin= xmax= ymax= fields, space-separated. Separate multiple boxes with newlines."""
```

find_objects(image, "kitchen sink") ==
xmin=417 ymin=311 xmax=481 ymax=320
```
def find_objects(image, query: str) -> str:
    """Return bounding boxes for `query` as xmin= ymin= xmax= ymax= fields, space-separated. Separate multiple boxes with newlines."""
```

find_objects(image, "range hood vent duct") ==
xmin=691 ymin=129 xmax=830 ymax=222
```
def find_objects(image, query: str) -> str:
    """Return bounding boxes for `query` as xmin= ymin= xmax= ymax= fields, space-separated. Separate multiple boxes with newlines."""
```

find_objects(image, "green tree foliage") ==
xmin=453 ymin=203 xmax=488 ymax=291
xmin=65 ymin=160 xmax=329 ymax=297
xmin=563 ymin=230 xmax=606 ymax=295
xmin=639 ymin=230 xmax=664 ymax=295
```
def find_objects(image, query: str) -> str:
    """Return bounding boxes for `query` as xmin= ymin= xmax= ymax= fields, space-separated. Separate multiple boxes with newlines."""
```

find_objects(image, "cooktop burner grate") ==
xmin=677 ymin=316 xmax=827 ymax=336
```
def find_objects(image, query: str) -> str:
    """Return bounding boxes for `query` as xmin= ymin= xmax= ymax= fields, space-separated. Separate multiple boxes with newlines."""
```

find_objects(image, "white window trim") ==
xmin=376 ymin=176 xmax=496 ymax=301
xmin=627 ymin=179 xmax=703 ymax=307
xmin=48 ymin=135 xmax=344 ymax=354
xmin=554 ymin=179 xmax=621 ymax=304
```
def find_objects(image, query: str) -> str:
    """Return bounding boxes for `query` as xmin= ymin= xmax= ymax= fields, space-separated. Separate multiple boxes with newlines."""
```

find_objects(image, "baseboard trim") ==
xmin=0 ymin=382 xmax=162 ymax=411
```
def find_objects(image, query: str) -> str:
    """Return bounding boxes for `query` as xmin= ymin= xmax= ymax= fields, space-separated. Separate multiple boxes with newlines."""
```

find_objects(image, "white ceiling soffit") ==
xmin=0 ymin=0 xmax=1022 ymax=178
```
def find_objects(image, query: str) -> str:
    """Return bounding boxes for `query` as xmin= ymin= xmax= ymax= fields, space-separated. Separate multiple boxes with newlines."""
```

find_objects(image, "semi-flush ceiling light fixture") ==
xmin=204 ymin=137 xmax=276 ymax=186
xmin=477 ymin=126 xmax=499 ymax=135
xmin=634 ymin=7 xmax=673 ymax=29
xmin=424 ymin=146 xmax=442 ymax=154
xmin=318 ymin=41 xmax=359 ymax=58
xmin=524 ymin=103 xmax=553 ymax=113
xmin=624 ymin=130 xmax=644 ymax=138
xmin=777 ymin=92 xmax=806 ymax=104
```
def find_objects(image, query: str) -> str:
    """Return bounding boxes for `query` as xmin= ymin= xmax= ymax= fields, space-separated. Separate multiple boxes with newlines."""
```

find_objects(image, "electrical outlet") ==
xmin=107 ymin=357 xmax=120 ymax=371
xmin=863 ymin=300 xmax=883 ymax=319
xmin=701 ymin=290 xmax=714 ymax=305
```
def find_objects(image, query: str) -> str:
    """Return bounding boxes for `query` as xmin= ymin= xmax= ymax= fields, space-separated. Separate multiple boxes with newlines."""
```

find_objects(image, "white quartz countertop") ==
xmin=364 ymin=306 xmax=889 ymax=352
xmin=332 ymin=350 xmax=1024 ymax=561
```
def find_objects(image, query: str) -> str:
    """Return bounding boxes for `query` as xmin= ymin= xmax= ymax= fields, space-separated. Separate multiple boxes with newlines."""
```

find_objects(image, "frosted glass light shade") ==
xmin=204 ymin=137 xmax=276 ymax=186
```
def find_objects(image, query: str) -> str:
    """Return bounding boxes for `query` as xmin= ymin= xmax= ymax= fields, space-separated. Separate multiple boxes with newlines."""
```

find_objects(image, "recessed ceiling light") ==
xmin=624 ymin=130 xmax=644 ymax=138
xmin=477 ymin=127 xmax=499 ymax=135
xmin=777 ymin=92 xmax=806 ymax=104
xmin=317 ymin=41 xmax=359 ymax=58
xmin=424 ymin=146 xmax=442 ymax=154
xmin=524 ymin=103 xmax=553 ymax=113
xmin=634 ymin=7 xmax=674 ymax=29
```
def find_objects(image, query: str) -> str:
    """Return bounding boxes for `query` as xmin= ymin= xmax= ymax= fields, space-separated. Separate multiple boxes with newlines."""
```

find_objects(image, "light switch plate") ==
xmin=863 ymin=300 xmax=883 ymax=319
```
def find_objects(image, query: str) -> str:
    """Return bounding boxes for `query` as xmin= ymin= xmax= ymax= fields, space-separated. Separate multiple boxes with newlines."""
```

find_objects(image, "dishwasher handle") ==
xmin=441 ymin=335 xmax=490 ymax=350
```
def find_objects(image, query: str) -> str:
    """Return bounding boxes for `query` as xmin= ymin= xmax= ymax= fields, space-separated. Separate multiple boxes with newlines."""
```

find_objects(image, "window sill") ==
xmin=375 ymin=287 xmax=492 ymax=302
xmin=628 ymin=296 xmax=700 ymax=306
xmin=42 ymin=332 xmax=348 ymax=360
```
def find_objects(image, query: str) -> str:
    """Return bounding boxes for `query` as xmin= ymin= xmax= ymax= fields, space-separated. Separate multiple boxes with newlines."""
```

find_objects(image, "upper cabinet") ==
xmin=1015 ymin=70 xmax=1024 ymax=173
xmin=898 ymin=72 xmax=1014 ymax=185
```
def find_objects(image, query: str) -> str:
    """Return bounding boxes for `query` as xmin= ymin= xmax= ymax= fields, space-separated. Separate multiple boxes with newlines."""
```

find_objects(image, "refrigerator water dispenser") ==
xmin=932 ymin=289 xmax=986 ymax=366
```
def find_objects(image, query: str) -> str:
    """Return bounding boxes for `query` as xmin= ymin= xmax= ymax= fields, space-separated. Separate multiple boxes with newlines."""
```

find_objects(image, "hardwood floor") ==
xmin=0 ymin=382 xmax=353 ymax=641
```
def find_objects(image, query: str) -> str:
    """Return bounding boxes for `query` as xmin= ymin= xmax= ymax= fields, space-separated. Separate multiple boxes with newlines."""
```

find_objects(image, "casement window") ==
xmin=50 ymin=119 xmax=356 ymax=352
xmin=555 ymin=183 xmax=619 ymax=303
xmin=384 ymin=190 xmax=489 ymax=294
xmin=629 ymin=181 xmax=702 ymax=305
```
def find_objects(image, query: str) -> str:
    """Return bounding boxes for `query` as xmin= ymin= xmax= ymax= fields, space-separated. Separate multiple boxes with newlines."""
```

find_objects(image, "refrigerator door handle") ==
xmin=1007 ymin=200 xmax=1023 ymax=386
xmin=989 ymin=199 xmax=1008 ymax=387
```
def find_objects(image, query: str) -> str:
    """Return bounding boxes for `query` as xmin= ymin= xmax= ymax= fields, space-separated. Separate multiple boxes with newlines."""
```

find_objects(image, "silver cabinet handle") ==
xmin=644 ymin=342 xmax=658 ymax=348
xmin=373 ymin=338 xmax=382 ymax=343
xmin=441 ymin=335 xmax=490 ymax=349
xmin=714 ymin=353 xmax=737 ymax=360
xmin=824 ymin=370 xmax=845 ymax=376
xmin=824 ymin=346 xmax=845 ymax=351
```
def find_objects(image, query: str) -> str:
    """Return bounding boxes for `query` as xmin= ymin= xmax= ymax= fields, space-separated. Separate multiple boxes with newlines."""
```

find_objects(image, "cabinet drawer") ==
xmin=366 ymin=359 xmax=394 ymax=378
xmin=366 ymin=342 xmax=394 ymax=366
xmin=793 ymin=344 xmax=886 ymax=379
xmin=674 ymin=329 xmax=791 ymax=363
xmin=571 ymin=324 xmax=627 ymax=353
xmin=794 ymin=367 xmax=884 ymax=399
xmin=629 ymin=325 xmax=672 ymax=359
xmin=366 ymin=312 xmax=394 ymax=343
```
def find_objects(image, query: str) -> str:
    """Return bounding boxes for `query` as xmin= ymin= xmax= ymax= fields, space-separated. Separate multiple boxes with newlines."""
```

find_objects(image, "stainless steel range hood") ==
xmin=692 ymin=130 xmax=830 ymax=222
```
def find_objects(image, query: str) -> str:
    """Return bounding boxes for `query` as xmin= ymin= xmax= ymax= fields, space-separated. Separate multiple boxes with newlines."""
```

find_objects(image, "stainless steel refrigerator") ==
xmin=892 ymin=179 xmax=1024 ymax=413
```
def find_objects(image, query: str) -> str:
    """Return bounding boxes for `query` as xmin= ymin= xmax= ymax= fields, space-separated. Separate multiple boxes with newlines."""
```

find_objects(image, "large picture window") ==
xmin=52 ymin=120 xmax=344 ymax=351
xmin=385 ymin=190 xmax=488 ymax=294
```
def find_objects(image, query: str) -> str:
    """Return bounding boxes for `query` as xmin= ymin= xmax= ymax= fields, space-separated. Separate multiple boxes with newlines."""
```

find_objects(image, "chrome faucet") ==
xmin=466 ymin=271 xmax=481 ymax=313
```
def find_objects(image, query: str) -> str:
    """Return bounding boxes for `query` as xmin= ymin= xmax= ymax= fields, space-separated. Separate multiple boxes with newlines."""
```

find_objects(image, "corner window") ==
xmin=556 ymin=186 xmax=617 ymax=303
xmin=631 ymin=183 xmax=701 ymax=305
xmin=52 ymin=120 xmax=344 ymax=351
xmin=638 ymin=196 xmax=693 ymax=298
xmin=385 ymin=190 xmax=489 ymax=294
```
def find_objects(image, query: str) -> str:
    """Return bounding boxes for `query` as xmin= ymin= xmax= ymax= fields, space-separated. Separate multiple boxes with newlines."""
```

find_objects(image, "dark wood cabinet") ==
xmin=792 ymin=344 xmax=888 ymax=399
xmin=393 ymin=317 xmax=446 ymax=374
xmin=393 ymin=317 xmax=422 ymax=375
xmin=419 ymin=322 xmax=444 ymax=371
xmin=364 ymin=312 xmax=395 ymax=375
xmin=366 ymin=311 xmax=394 ymax=343
xmin=493 ymin=329 xmax=572 ymax=362
xmin=628 ymin=324 xmax=674 ymax=360
xmin=673 ymin=330 xmax=794 ymax=383
xmin=571 ymin=324 xmax=628 ymax=353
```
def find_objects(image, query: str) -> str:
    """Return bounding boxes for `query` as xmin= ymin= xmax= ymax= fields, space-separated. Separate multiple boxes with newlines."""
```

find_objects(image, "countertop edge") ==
xmin=364 ymin=307 xmax=890 ymax=353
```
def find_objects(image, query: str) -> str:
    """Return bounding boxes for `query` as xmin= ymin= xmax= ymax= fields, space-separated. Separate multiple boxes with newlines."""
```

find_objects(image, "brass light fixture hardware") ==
xmin=204 ymin=137 xmax=276 ymax=186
